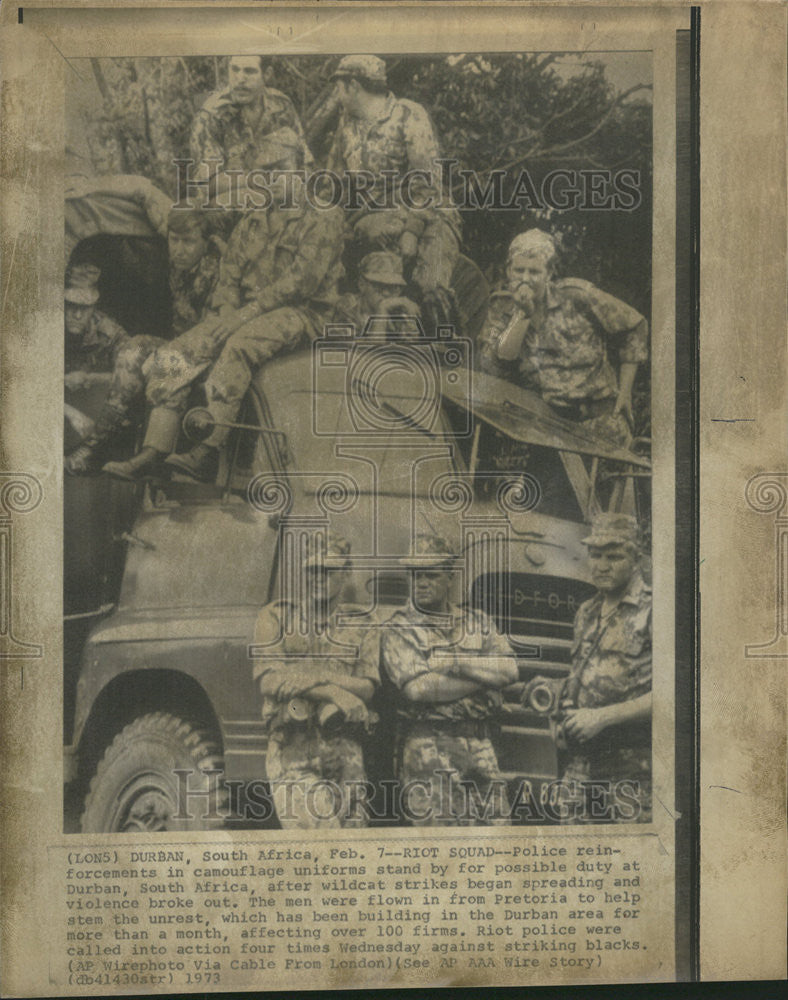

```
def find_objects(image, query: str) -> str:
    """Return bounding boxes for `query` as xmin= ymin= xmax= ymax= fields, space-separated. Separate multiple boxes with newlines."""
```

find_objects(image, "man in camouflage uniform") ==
xmin=523 ymin=514 xmax=652 ymax=823
xmin=333 ymin=251 xmax=421 ymax=336
xmin=67 ymin=209 xmax=222 ymax=475
xmin=380 ymin=534 xmax=518 ymax=826
xmin=64 ymin=264 xmax=129 ymax=378
xmin=252 ymin=533 xmax=380 ymax=829
xmin=107 ymin=147 xmax=344 ymax=482
xmin=327 ymin=55 xmax=461 ymax=326
xmin=477 ymin=229 xmax=648 ymax=447
xmin=190 ymin=54 xmax=311 ymax=200
xmin=64 ymin=264 xmax=131 ymax=457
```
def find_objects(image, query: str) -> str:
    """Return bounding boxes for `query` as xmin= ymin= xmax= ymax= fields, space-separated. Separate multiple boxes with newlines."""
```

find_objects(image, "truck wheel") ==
xmin=81 ymin=712 xmax=227 ymax=832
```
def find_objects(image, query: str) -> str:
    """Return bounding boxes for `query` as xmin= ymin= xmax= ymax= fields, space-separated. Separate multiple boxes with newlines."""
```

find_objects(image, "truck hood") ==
xmin=86 ymin=605 xmax=260 ymax=644
xmin=443 ymin=368 xmax=650 ymax=467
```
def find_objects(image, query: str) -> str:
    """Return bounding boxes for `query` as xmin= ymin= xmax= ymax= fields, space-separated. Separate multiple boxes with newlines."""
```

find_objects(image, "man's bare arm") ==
xmin=402 ymin=673 xmax=482 ymax=703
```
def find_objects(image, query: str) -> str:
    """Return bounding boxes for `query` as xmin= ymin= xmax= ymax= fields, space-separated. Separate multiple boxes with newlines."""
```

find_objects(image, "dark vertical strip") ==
xmin=689 ymin=6 xmax=701 ymax=981
xmin=674 ymin=10 xmax=701 ymax=982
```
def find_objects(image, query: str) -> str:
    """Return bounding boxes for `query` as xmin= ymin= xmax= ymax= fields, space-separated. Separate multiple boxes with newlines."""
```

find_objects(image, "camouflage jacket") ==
xmin=477 ymin=279 xmax=648 ymax=406
xmin=565 ymin=570 xmax=652 ymax=753
xmin=252 ymin=600 xmax=380 ymax=730
xmin=210 ymin=188 xmax=344 ymax=316
xmin=381 ymin=603 xmax=514 ymax=723
xmin=65 ymin=310 xmax=129 ymax=373
xmin=169 ymin=252 xmax=221 ymax=335
xmin=327 ymin=93 xmax=460 ymax=238
xmin=190 ymin=85 xmax=312 ymax=172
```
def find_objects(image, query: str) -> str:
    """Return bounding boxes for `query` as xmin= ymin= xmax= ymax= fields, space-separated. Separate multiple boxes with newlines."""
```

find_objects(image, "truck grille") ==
xmin=470 ymin=572 xmax=596 ymax=786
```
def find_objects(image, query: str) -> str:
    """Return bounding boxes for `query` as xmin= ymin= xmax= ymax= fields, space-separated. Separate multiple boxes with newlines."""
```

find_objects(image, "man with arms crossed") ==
xmin=381 ymin=533 xmax=518 ymax=826
xmin=253 ymin=534 xmax=379 ymax=829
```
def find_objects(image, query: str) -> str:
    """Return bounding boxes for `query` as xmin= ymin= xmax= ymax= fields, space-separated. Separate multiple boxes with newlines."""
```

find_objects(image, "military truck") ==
xmin=63 ymin=183 xmax=650 ymax=832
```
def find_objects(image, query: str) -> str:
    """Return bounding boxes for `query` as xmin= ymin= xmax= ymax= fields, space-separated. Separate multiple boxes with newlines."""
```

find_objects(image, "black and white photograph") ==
xmin=2 ymin=2 xmax=786 ymax=995
xmin=62 ymin=48 xmax=654 ymax=834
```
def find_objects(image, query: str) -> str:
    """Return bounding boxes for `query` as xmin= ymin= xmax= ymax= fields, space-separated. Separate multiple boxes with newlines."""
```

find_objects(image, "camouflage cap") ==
xmin=63 ymin=285 xmax=99 ymax=306
xmin=67 ymin=263 xmax=101 ymax=286
xmin=582 ymin=513 xmax=640 ymax=549
xmin=64 ymin=263 xmax=101 ymax=305
xmin=167 ymin=205 xmax=213 ymax=236
xmin=331 ymin=54 xmax=387 ymax=86
xmin=507 ymin=229 xmax=557 ymax=265
xmin=399 ymin=533 xmax=457 ymax=568
xmin=254 ymin=127 xmax=304 ymax=169
xmin=302 ymin=531 xmax=352 ymax=569
xmin=359 ymin=251 xmax=406 ymax=287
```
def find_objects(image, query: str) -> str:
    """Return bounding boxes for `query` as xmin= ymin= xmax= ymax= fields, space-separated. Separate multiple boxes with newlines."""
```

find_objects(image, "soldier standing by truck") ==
xmin=380 ymin=534 xmax=518 ymax=826
xmin=64 ymin=264 xmax=131 ymax=463
xmin=523 ymin=513 xmax=652 ymax=823
xmin=252 ymin=534 xmax=380 ymax=829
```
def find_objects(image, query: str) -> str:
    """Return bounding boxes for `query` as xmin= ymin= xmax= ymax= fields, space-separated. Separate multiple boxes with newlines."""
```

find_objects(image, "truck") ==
xmin=63 ymin=182 xmax=650 ymax=832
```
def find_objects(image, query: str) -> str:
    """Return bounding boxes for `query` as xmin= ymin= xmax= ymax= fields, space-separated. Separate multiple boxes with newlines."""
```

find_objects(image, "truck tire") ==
xmin=81 ymin=712 xmax=227 ymax=832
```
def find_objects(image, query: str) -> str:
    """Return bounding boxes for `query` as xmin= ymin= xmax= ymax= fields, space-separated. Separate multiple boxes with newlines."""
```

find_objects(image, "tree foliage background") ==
xmin=71 ymin=52 xmax=652 ymax=439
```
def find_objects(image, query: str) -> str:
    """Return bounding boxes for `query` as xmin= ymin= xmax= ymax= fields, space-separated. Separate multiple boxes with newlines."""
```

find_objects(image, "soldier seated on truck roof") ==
xmin=327 ymin=54 xmax=462 ymax=331
xmin=104 ymin=136 xmax=345 ymax=483
xmin=67 ymin=208 xmax=223 ymax=475
xmin=331 ymin=251 xmax=421 ymax=334
xmin=190 ymin=55 xmax=313 ymax=200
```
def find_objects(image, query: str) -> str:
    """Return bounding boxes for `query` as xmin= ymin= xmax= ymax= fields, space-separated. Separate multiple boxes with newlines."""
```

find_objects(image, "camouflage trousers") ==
xmin=557 ymin=747 xmax=652 ymax=825
xmin=550 ymin=397 xmax=630 ymax=448
xmin=266 ymin=726 xmax=369 ymax=830
xmin=89 ymin=335 xmax=164 ymax=443
xmin=143 ymin=308 xmax=316 ymax=453
xmin=398 ymin=721 xmax=510 ymax=827
xmin=203 ymin=307 xmax=317 ymax=448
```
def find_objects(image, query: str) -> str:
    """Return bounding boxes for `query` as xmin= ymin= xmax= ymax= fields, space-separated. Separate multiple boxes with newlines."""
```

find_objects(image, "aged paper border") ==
xmin=0 ymin=0 xmax=785 ymax=992
xmin=0 ymin=1 xmax=682 ymax=992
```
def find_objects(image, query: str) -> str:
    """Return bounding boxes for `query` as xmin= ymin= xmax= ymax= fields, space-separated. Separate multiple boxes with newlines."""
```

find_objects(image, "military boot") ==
xmin=64 ymin=442 xmax=100 ymax=476
xmin=103 ymin=447 xmax=165 ymax=481
xmin=104 ymin=407 xmax=181 ymax=481
xmin=164 ymin=444 xmax=219 ymax=483
xmin=64 ymin=404 xmax=124 ymax=476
